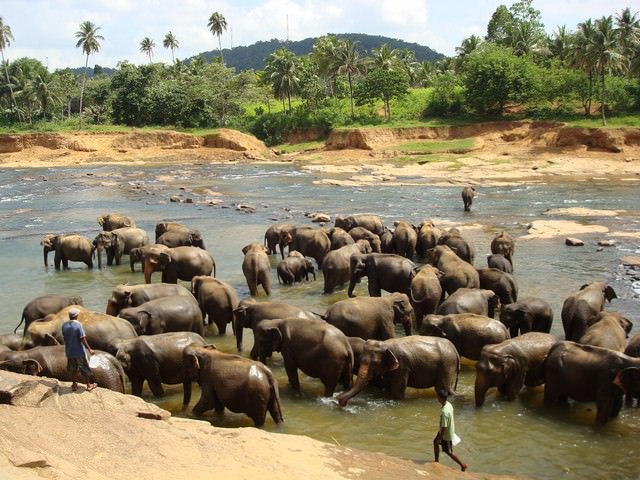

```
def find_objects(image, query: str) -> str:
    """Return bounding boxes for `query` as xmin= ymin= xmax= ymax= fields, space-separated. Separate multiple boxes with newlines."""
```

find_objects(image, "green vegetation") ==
xmin=390 ymin=138 xmax=476 ymax=153
xmin=273 ymin=141 xmax=325 ymax=154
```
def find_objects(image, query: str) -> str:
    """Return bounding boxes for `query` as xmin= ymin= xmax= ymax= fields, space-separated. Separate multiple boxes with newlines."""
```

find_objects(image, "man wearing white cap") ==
xmin=62 ymin=307 xmax=96 ymax=392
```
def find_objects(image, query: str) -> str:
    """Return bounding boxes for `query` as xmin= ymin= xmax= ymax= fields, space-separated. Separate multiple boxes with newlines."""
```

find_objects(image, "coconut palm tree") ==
xmin=163 ymin=31 xmax=179 ymax=64
xmin=615 ymin=7 xmax=640 ymax=74
xmin=548 ymin=25 xmax=573 ymax=64
xmin=264 ymin=48 xmax=301 ymax=113
xmin=33 ymin=73 xmax=59 ymax=121
xmin=371 ymin=43 xmax=397 ymax=71
xmin=140 ymin=37 xmax=155 ymax=63
xmin=333 ymin=39 xmax=366 ymax=117
xmin=207 ymin=12 xmax=227 ymax=65
xmin=0 ymin=17 xmax=18 ymax=117
xmin=570 ymin=19 xmax=597 ymax=116
xmin=75 ymin=20 xmax=103 ymax=129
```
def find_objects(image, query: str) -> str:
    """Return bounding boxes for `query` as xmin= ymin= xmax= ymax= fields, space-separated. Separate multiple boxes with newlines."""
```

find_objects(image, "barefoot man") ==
xmin=433 ymin=389 xmax=467 ymax=471
xmin=62 ymin=308 xmax=96 ymax=392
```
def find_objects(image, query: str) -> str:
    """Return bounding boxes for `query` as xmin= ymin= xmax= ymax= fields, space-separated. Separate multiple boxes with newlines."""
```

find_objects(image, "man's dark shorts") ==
xmin=440 ymin=440 xmax=453 ymax=454
xmin=67 ymin=357 xmax=91 ymax=377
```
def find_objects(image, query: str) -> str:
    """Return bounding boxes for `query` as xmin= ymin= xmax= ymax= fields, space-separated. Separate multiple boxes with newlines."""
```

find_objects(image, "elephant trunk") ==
xmin=402 ymin=320 xmax=412 ymax=336
xmin=96 ymin=244 xmax=104 ymax=269
xmin=474 ymin=370 xmax=490 ymax=407
xmin=43 ymin=247 xmax=50 ymax=267
xmin=234 ymin=321 xmax=244 ymax=352
xmin=347 ymin=275 xmax=360 ymax=298
xmin=105 ymin=300 xmax=119 ymax=317
xmin=337 ymin=365 xmax=370 ymax=406
xmin=143 ymin=259 xmax=155 ymax=284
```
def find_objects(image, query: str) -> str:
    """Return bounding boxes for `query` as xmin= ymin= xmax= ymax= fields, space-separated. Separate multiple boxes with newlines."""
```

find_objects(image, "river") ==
xmin=0 ymin=161 xmax=639 ymax=479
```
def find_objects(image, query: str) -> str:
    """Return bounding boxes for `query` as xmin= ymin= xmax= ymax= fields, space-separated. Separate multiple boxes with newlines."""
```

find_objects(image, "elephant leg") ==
xmin=250 ymin=344 xmax=259 ymax=361
xmin=283 ymin=358 xmax=301 ymax=392
xmin=215 ymin=318 xmax=227 ymax=336
xmin=147 ymin=368 xmax=165 ymax=397
xmin=211 ymin=388 xmax=224 ymax=413
xmin=183 ymin=380 xmax=192 ymax=407
xmin=386 ymin=372 xmax=409 ymax=400
xmin=62 ymin=257 xmax=70 ymax=270
xmin=130 ymin=377 xmax=144 ymax=397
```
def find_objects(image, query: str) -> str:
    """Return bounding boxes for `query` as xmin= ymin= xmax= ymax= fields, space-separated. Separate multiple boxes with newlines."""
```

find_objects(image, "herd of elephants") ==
xmin=1 ymin=208 xmax=639 ymax=429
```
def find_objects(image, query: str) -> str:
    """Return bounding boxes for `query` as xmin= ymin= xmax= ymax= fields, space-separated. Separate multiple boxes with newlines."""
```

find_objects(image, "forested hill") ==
xmin=192 ymin=33 xmax=445 ymax=71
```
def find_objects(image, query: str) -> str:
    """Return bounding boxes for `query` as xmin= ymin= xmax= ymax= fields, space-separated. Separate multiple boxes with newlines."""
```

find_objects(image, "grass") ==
xmin=390 ymin=138 xmax=476 ymax=153
xmin=273 ymin=141 xmax=325 ymax=154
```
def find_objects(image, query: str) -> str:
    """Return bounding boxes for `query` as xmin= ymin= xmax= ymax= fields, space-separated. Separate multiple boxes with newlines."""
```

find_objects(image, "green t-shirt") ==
xmin=439 ymin=400 xmax=455 ymax=441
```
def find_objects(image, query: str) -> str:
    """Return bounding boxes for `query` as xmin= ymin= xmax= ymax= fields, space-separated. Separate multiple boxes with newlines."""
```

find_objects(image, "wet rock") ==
xmin=565 ymin=237 xmax=584 ymax=246
xmin=169 ymin=195 xmax=182 ymax=203
xmin=236 ymin=204 xmax=256 ymax=213
xmin=597 ymin=240 xmax=616 ymax=247
xmin=621 ymin=256 xmax=640 ymax=267
xmin=184 ymin=198 xmax=194 ymax=204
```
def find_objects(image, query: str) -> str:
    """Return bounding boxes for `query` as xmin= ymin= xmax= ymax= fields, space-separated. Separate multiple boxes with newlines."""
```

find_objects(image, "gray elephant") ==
xmin=97 ymin=213 xmax=136 ymax=231
xmin=578 ymin=311 xmax=632 ymax=352
xmin=379 ymin=227 xmax=394 ymax=253
xmin=321 ymin=240 xmax=372 ymax=294
xmin=335 ymin=214 xmax=385 ymax=236
xmin=253 ymin=317 xmax=353 ymax=396
xmin=322 ymin=293 xmax=413 ymax=340
xmin=561 ymin=282 xmax=617 ymax=341
xmin=348 ymin=253 xmax=416 ymax=298
xmin=462 ymin=186 xmax=475 ymax=212
xmin=106 ymin=282 xmax=193 ymax=316
xmin=437 ymin=288 xmax=498 ymax=318
xmin=348 ymin=227 xmax=382 ymax=253
xmin=420 ymin=313 xmax=510 ymax=360
xmin=278 ymin=225 xmax=313 ymax=259
xmin=544 ymin=341 xmax=640 ymax=424
xmin=499 ymin=297 xmax=554 ymax=337
xmin=0 ymin=334 xmax=23 ymax=351
xmin=327 ymin=227 xmax=355 ymax=250
xmin=155 ymin=221 xmax=189 ymax=242
xmin=129 ymin=243 xmax=170 ymax=272
xmin=93 ymin=227 xmax=149 ymax=269
xmin=624 ymin=334 xmax=640 ymax=406
xmin=491 ymin=231 xmax=515 ymax=268
xmin=410 ymin=265 xmax=443 ymax=329
xmin=191 ymin=275 xmax=238 ymax=335
xmin=391 ymin=220 xmax=418 ymax=259
xmin=242 ymin=242 xmax=272 ymax=296
xmin=425 ymin=245 xmax=480 ymax=295
xmin=117 ymin=295 xmax=204 ymax=336
xmin=143 ymin=246 xmax=215 ymax=284
xmin=0 ymin=345 xmax=126 ymax=393
xmin=281 ymin=228 xmax=331 ymax=268
xmin=264 ymin=223 xmax=293 ymax=255
xmin=184 ymin=343 xmax=284 ymax=427
xmin=16 ymin=294 xmax=83 ymax=334
xmin=474 ymin=332 xmax=558 ymax=406
xmin=277 ymin=253 xmax=316 ymax=285
xmin=487 ymin=254 xmax=513 ymax=273
xmin=156 ymin=230 xmax=206 ymax=250
xmin=477 ymin=267 xmax=519 ymax=309
xmin=416 ymin=220 xmax=441 ymax=257
xmin=41 ymin=233 xmax=95 ymax=270
xmin=437 ymin=230 xmax=475 ymax=265
xmin=113 ymin=332 xmax=207 ymax=405
xmin=337 ymin=336 xmax=460 ymax=405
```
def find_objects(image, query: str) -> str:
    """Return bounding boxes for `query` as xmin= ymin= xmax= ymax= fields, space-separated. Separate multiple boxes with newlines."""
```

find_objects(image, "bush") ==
xmin=422 ymin=73 xmax=465 ymax=117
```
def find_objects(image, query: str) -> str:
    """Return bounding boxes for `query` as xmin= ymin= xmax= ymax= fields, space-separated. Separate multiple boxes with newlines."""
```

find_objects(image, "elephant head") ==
xmin=106 ymin=285 xmax=134 ymax=316
xmin=119 ymin=308 xmax=151 ymax=335
xmin=390 ymin=293 xmax=413 ymax=336
xmin=232 ymin=299 xmax=257 ymax=352
xmin=614 ymin=367 xmax=640 ymax=399
xmin=419 ymin=315 xmax=447 ymax=337
xmin=188 ymin=231 xmax=206 ymax=250
xmin=183 ymin=343 xmax=217 ymax=382
xmin=253 ymin=324 xmax=283 ymax=363
xmin=348 ymin=254 xmax=369 ymax=297
xmin=93 ymin=231 xmax=119 ymax=269
xmin=143 ymin=249 xmax=172 ymax=284
xmin=579 ymin=282 xmax=618 ymax=303
xmin=40 ymin=234 xmax=61 ymax=266
xmin=474 ymin=349 xmax=520 ymax=406
xmin=303 ymin=258 xmax=316 ymax=281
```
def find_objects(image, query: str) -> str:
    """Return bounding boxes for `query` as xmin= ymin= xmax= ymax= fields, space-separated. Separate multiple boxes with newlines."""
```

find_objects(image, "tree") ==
xmin=140 ymin=37 xmax=155 ymax=63
xmin=615 ymin=7 xmax=640 ymax=69
xmin=208 ymin=12 xmax=227 ymax=65
xmin=0 ymin=17 xmax=18 ymax=117
xmin=333 ymin=39 xmax=367 ymax=117
xmin=396 ymin=49 xmax=420 ymax=86
xmin=354 ymin=68 xmax=409 ymax=120
xmin=264 ymin=48 xmax=301 ymax=113
xmin=570 ymin=19 xmax=597 ymax=115
xmin=370 ymin=43 xmax=398 ymax=71
xmin=75 ymin=20 xmax=103 ymax=129
xmin=486 ymin=5 xmax=513 ymax=45
xmin=163 ymin=31 xmax=179 ymax=64
xmin=549 ymin=25 xmax=572 ymax=64
xmin=33 ymin=73 xmax=59 ymax=121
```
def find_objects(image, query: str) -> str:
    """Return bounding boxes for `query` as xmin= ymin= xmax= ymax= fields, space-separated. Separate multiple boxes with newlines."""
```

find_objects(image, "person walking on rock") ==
xmin=433 ymin=389 xmax=467 ymax=471
xmin=62 ymin=308 xmax=96 ymax=392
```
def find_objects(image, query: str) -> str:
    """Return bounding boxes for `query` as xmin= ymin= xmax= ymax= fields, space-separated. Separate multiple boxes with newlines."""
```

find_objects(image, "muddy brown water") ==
xmin=0 ymin=162 xmax=639 ymax=479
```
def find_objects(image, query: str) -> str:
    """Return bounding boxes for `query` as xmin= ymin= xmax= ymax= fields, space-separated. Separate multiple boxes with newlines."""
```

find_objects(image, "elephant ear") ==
xmin=613 ymin=367 xmax=640 ymax=396
xmin=159 ymin=251 xmax=172 ymax=266
xmin=43 ymin=333 xmax=60 ymax=346
xmin=22 ymin=359 xmax=43 ymax=376
xmin=269 ymin=327 xmax=283 ymax=352
xmin=500 ymin=354 xmax=517 ymax=378
xmin=137 ymin=312 xmax=152 ymax=335
xmin=605 ymin=286 xmax=618 ymax=302
xmin=382 ymin=349 xmax=400 ymax=373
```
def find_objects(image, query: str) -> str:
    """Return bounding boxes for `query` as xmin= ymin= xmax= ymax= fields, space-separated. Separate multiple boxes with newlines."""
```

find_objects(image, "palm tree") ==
xmin=264 ymin=48 xmax=301 ymax=113
xmin=163 ymin=31 xmax=179 ymax=64
xmin=33 ymin=73 xmax=59 ymax=121
xmin=587 ymin=16 xmax=628 ymax=125
xmin=0 ymin=17 xmax=18 ymax=117
xmin=396 ymin=49 xmax=420 ymax=86
xmin=549 ymin=25 xmax=572 ymax=64
xmin=140 ymin=37 xmax=155 ymax=63
xmin=615 ymin=7 xmax=640 ymax=70
xmin=371 ymin=43 xmax=397 ymax=71
xmin=570 ymin=19 xmax=597 ymax=116
xmin=208 ymin=12 xmax=227 ymax=65
xmin=75 ymin=20 xmax=103 ymax=129
xmin=333 ymin=39 xmax=366 ymax=117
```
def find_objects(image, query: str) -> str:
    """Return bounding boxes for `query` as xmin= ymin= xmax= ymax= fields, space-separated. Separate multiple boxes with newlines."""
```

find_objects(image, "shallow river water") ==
xmin=0 ymin=161 xmax=639 ymax=479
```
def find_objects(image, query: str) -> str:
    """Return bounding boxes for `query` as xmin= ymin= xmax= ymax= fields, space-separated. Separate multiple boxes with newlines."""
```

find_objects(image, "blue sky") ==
xmin=3 ymin=0 xmax=636 ymax=70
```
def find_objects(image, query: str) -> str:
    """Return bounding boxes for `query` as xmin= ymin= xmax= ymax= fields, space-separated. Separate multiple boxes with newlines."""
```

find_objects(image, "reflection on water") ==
xmin=0 ymin=163 xmax=639 ymax=479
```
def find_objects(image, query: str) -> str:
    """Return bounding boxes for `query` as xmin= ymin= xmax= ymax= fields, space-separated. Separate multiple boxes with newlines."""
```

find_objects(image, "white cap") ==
xmin=68 ymin=308 xmax=80 ymax=319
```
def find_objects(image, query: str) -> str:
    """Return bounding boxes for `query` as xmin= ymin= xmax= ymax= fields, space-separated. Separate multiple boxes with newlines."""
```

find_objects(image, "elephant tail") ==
xmin=267 ymin=374 xmax=284 ymax=424
xmin=453 ymin=352 xmax=461 ymax=393
xmin=14 ymin=313 xmax=26 ymax=335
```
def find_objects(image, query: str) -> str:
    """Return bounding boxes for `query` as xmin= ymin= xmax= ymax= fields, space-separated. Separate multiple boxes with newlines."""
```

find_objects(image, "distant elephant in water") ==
xmin=16 ymin=294 xmax=84 ymax=335
xmin=157 ymin=230 xmax=206 ymax=250
xmin=322 ymin=240 xmax=371 ymax=294
xmin=487 ymin=254 xmax=513 ymax=273
xmin=561 ymin=281 xmax=617 ymax=341
xmin=155 ymin=221 xmax=189 ymax=242
xmin=410 ymin=265 xmax=443 ymax=329
xmin=348 ymin=227 xmax=382 ymax=253
xmin=462 ymin=186 xmax=475 ymax=211
xmin=191 ymin=275 xmax=239 ymax=335
xmin=334 ymin=214 xmax=385 ymax=236
xmin=277 ymin=253 xmax=316 ymax=286
xmin=348 ymin=253 xmax=415 ymax=298
xmin=281 ymin=228 xmax=331 ymax=268
xmin=143 ymin=246 xmax=215 ymax=284
xmin=41 ymin=233 xmax=95 ymax=270
xmin=326 ymin=227 xmax=355 ymax=250
xmin=491 ymin=231 xmax=515 ymax=268
xmin=499 ymin=297 xmax=553 ymax=337
xmin=242 ymin=242 xmax=272 ymax=296
xmin=93 ymin=227 xmax=149 ymax=269
xmin=97 ymin=213 xmax=136 ymax=231
xmin=129 ymin=244 xmax=170 ymax=272
xmin=264 ymin=223 xmax=293 ymax=255
xmin=391 ymin=220 xmax=418 ymax=259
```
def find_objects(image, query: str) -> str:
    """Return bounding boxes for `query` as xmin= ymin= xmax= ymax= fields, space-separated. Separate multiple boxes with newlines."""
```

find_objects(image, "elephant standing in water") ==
xmin=191 ymin=276 xmax=238 ymax=335
xmin=499 ymin=297 xmax=553 ymax=337
xmin=242 ymin=242 xmax=272 ymax=296
xmin=491 ymin=231 xmax=515 ymax=268
xmin=143 ymin=246 xmax=215 ymax=284
xmin=117 ymin=295 xmax=204 ymax=336
xmin=156 ymin=230 xmax=206 ymax=250
xmin=578 ymin=311 xmax=632 ymax=352
xmin=335 ymin=215 xmax=385 ymax=236
xmin=97 ymin=213 xmax=136 ymax=231
xmin=437 ymin=230 xmax=475 ymax=265
xmin=437 ymin=288 xmax=497 ymax=318
xmin=561 ymin=282 xmax=617 ymax=341
xmin=391 ymin=220 xmax=418 ymax=259
xmin=462 ymin=186 xmax=475 ymax=211
xmin=410 ymin=265 xmax=443 ymax=329
xmin=16 ymin=294 xmax=83 ymax=334
xmin=155 ymin=221 xmax=189 ymax=242
xmin=93 ymin=227 xmax=149 ymax=268
xmin=105 ymin=283 xmax=193 ymax=316
xmin=322 ymin=240 xmax=371 ymax=294
xmin=415 ymin=220 xmax=441 ymax=257
xmin=426 ymin=245 xmax=479 ymax=295
xmin=281 ymin=228 xmax=331 ymax=268
xmin=277 ymin=253 xmax=316 ymax=286
xmin=348 ymin=253 xmax=415 ymax=298
xmin=41 ymin=234 xmax=95 ymax=270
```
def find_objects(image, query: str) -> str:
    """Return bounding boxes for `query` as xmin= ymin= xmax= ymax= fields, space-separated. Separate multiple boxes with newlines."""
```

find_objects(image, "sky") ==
xmin=3 ymin=0 xmax=636 ymax=71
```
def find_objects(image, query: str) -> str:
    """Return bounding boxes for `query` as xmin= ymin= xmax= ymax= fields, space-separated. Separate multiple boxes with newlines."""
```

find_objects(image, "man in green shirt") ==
xmin=433 ymin=389 xmax=467 ymax=471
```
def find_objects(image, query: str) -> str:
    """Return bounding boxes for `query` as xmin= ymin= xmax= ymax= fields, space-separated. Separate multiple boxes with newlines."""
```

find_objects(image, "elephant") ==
xmin=113 ymin=332 xmax=207 ymax=405
xmin=410 ymin=265 xmax=443 ymax=329
xmin=155 ymin=221 xmax=189 ymax=242
xmin=477 ymin=268 xmax=519 ymax=309
xmin=348 ymin=253 xmax=416 ymax=298
xmin=474 ymin=332 xmax=558 ymax=407
xmin=425 ymin=245 xmax=480 ymax=296
xmin=561 ymin=282 xmax=618 ymax=342
xmin=436 ymin=288 xmax=498 ymax=318
xmin=183 ymin=343 xmax=284 ymax=427
xmin=0 ymin=345 xmax=126 ymax=393
xmin=437 ymin=230 xmax=475 ymax=265
xmin=16 ymin=294 xmax=83 ymax=334
xmin=0 ymin=334 xmax=24 ymax=351
xmin=264 ymin=223 xmax=293 ymax=255
xmin=253 ymin=317 xmax=353 ymax=396
xmin=281 ymin=228 xmax=331 ymax=268
xmin=277 ymin=253 xmax=316 ymax=285
xmin=143 ymin=246 xmax=216 ymax=284
xmin=462 ymin=186 xmax=475 ymax=212
xmin=334 ymin=215 xmax=385 ymax=236
xmin=578 ymin=311 xmax=632 ymax=352
xmin=327 ymin=227 xmax=355 ymax=250
xmin=624 ymin=334 xmax=640 ymax=406
xmin=156 ymin=230 xmax=206 ymax=250
xmin=41 ymin=233 xmax=94 ymax=270
xmin=97 ymin=213 xmax=136 ymax=231
xmin=117 ymin=295 xmax=204 ymax=336
xmin=379 ymin=227 xmax=394 ymax=254
xmin=233 ymin=298 xmax=317 ymax=355
xmin=348 ymin=227 xmax=382 ymax=253
xmin=487 ymin=254 xmax=513 ymax=273
xmin=337 ymin=336 xmax=460 ymax=405
xmin=420 ymin=313 xmax=510 ymax=361
xmin=321 ymin=240 xmax=372 ymax=294
xmin=499 ymin=297 xmax=554 ymax=338
xmin=93 ymin=227 xmax=149 ymax=269
xmin=129 ymin=243 xmax=170 ymax=272
xmin=543 ymin=341 xmax=640 ymax=424
xmin=191 ymin=276 xmax=238 ymax=335
xmin=105 ymin=282 xmax=193 ymax=316
xmin=278 ymin=225 xmax=313 ymax=259
xmin=415 ymin=220 xmax=441 ymax=257
xmin=491 ymin=231 xmax=515 ymax=268
xmin=242 ymin=242 xmax=272 ymax=296
xmin=322 ymin=293 xmax=413 ymax=340
xmin=391 ymin=220 xmax=418 ymax=259
xmin=22 ymin=305 xmax=137 ymax=353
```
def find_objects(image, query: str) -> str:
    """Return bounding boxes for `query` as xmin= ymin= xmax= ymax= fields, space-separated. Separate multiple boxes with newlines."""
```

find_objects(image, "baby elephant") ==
xmin=242 ymin=242 xmax=272 ymax=296
xmin=277 ymin=252 xmax=316 ymax=285
xmin=462 ymin=186 xmax=475 ymax=212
